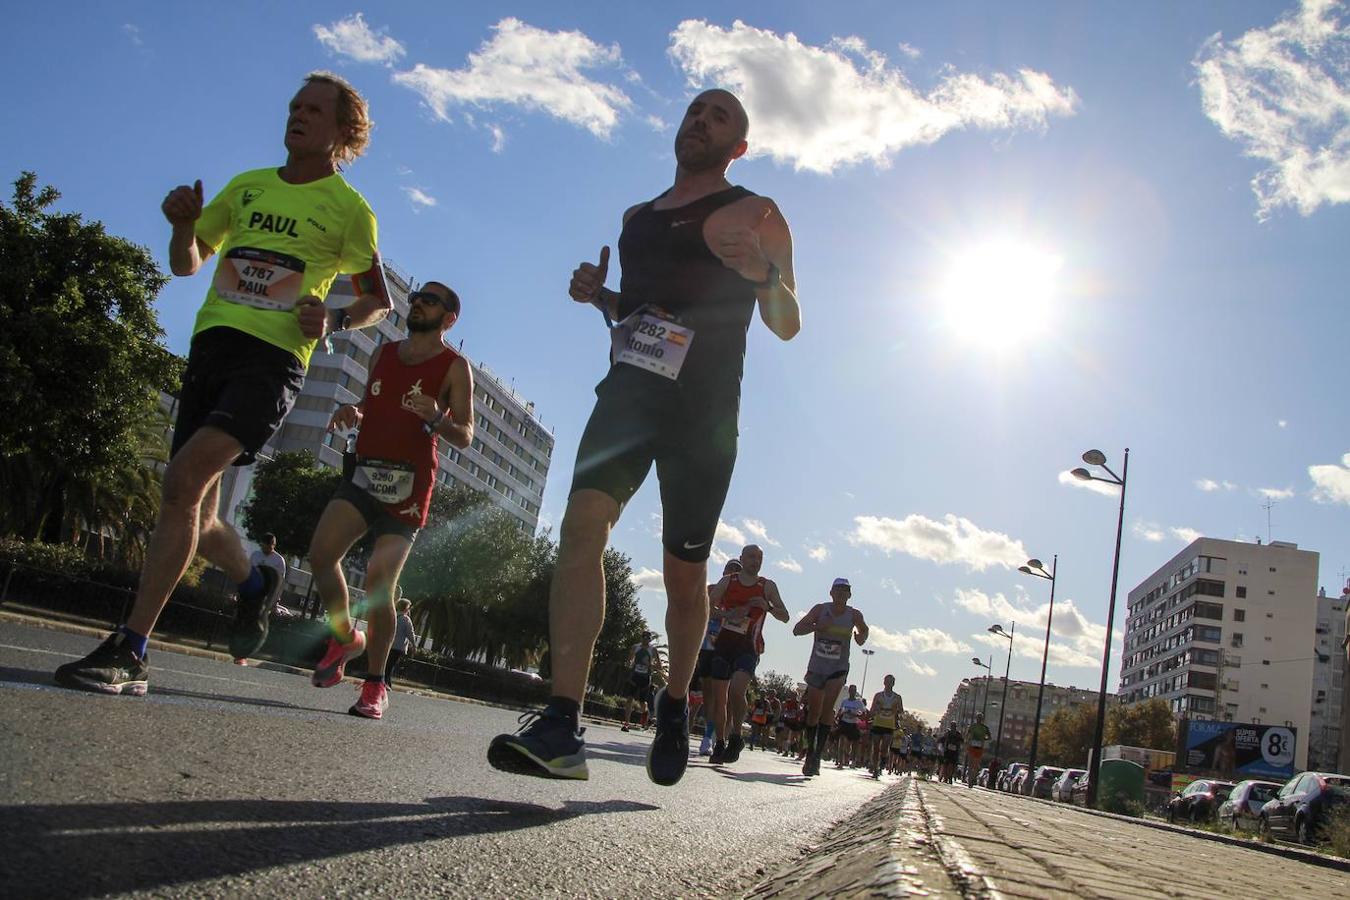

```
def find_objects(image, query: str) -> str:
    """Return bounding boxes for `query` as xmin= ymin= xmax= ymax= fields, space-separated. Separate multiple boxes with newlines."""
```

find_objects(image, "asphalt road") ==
xmin=0 ymin=621 xmax=889 ymax=899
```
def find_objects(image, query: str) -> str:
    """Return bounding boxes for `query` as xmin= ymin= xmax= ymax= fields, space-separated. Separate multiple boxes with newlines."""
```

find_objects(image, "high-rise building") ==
xmin=208 ymin=261 xmax=553 ymax=538
xmin=1308 ymin=584 xmax=1346 ymax=772
xmin=1118 ymin=537 xmax=1319 ymax=769
xmin=939 ymin=676 xmax=1108 ymax=762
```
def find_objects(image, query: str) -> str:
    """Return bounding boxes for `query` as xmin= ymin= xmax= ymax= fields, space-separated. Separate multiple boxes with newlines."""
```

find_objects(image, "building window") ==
xmin=1230 ymin=633 xmax=1243 ymax=648
xmin=1268 ymin=567 xmax=1276 ymax=572
xmin=1235 ymin=586 xmax=1247 ymax=599
xmin=1234 ymin=608 xmax=1245 ymax=621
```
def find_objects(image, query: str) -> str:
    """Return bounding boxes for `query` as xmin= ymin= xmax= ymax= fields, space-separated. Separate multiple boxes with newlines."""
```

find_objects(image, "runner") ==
xmin=487 ymin=88 xmax=800 ymax=786
xmin=777 ymin=687 xmax=802 ymax=755
xmin=55 ymin=72 xmax=389 ymax=694
xmin=965 ymin=713 xmax=993 ymax=787
xmin=888 ymin=727 xmax=908 ymax=775
xmin=748 ymin=690 xmax=771 ymax=750
xmin=696 ymin=559 xmax=742 ymax=755
xmin=705 ymin=545 xmax=789 ymax=764
xmin=940 ymin=722 xmax=964 ymax=783
xmin=869 ymin=674 xmax=904 ymax=778
xmin=833 ymin=684 xmax=866 ymax=769
xmin=795 ymin=578 xmax=869 ymax=777
xmin=621 ymin=632 xmax=662 ymax=731
xmin=307 ymin=280 xmax=471 ymax=719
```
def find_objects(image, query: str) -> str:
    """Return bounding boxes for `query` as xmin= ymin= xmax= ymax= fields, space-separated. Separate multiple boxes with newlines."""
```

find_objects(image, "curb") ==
xmin=0 ymin=610 xmax=622 ymax=728
xmin=977 ymin=782 xmax=1350 ymax=873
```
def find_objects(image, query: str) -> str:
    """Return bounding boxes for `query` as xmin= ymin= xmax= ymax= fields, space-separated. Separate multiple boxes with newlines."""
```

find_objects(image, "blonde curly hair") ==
xmin=305 ymin=71 xmax=371 ymax=165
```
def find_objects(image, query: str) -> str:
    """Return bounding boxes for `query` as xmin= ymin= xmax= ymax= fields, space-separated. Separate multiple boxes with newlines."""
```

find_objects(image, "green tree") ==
xmin=588 ymin=548 xmax=651 ymax=694
xmin=1039 ymin=703 xmax=1097 ymax=767
xmin=239 ymin=451 xmax=342 ymax=557
xmin=1106 ymin=698 xmax=1176 ymax=750
xmin=756 ymin=669 xmax=797 ymax=698
xmin=0 ymin=172 xmax=180 ymax=541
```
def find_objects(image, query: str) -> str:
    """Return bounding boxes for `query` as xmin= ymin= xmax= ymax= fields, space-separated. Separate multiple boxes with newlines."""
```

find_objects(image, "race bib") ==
xmin=611 ymin=307 xmax=694 ymax=380
xmin=352 ymin=458 xmax=416 ymax=505
xmin=214 ymin=247 xmax=306 ymax=311
xmin=814 ymin=637 xmax=843 ymax=660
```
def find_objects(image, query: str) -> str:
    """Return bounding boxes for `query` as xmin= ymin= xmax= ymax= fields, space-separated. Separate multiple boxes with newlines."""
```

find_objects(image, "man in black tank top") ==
xmin=489 ymin=89 xmax=800 ymax=787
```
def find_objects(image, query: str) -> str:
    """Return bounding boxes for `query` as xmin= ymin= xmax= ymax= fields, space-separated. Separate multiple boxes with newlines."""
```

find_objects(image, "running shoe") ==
xmin=646 ymin=688 xmax=689 ymax=787
xmin=228 ymin=565 xmax=280 ymax=659
xmin=709 ymin=740 xmax=727 ymax=764
xmin=349 ymin=680 xmax=387 ymax=719
xmin=723 ymin=733 xmax=745 ymax=764
xmin=488 ymin=709 xmax=589 ymax=780
xmin=621 ymin=723 xmax=631 ymax=732
xmin=311 ymin=628 xmax=367 ymax=688
xmin=698 ymin=736 xmax=713 ymax=756
xmin=54 ymin=632 xmax=149 ymax=695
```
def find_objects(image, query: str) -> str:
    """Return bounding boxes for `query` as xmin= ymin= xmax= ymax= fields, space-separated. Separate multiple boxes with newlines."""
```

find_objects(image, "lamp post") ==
xmin=988 ymin=623 xmax=1015 ymax=766
xmin=860 ymin=648 xmax=876 ymax=695
xmin=972 ymin=655 xmax=993 ymax=724
xmin=1019 ymin=556 xmax=1057 ymax=776
xmin=1071 ymin=448 xmax=1129 ymax=809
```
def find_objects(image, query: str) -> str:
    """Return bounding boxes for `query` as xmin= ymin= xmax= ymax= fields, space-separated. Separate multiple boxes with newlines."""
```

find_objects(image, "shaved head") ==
xmin=695 ymin=88 xmax=748 ymax=142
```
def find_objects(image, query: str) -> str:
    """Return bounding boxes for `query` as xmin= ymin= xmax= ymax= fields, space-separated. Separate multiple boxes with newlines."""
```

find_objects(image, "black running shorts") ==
xmin=571 ymin=366 xmax=738 ymax=563
xmin=331 ymin=480 xmax=419 ymax=542
xmin=172 ymin=327 xmax=305 ymax=466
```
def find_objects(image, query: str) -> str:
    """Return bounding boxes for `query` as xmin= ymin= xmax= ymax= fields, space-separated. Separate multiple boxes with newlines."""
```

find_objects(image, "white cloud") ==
xmin=897 ymin=41 xmax=922 ymax=60
xmin=1195 ymin=478 xmax=1238 ymax=492
xmin=849 ymin=513 xmax=1027 ymax=572
xmin=1257 ymin=486 xmax=1295 ymax=500
xmin=394 ymin=18 xmax=632 ymax=139
xmin=1278 ymin=419 xmax=1289 ymax=429
xmin=905 ymin=659 xmax=938 ymax=678
xmin=1171 ymin=527 xmax=1203 ymax=544
xmin=775 ymin=557 xmax=803 ymax=574
xmin=401 ymin=186 xmax=438 ymax=210
xmin=1310 ymin=452 xmax=1350 ymax=504
xmin=716 ymin=519 xmax=748 ymax=548
xmin=1058 ymin=469 xmax=1121 ymax=497
xmin=644 ymin=114 xmax=669 ymax=131
xmin=880 ymin=577 xmax=903 ymax=597
xmin=950 ymin=588 xmax=1113 ymax=670
xmin=806 ymin=544 xmax=829 ymax=563
xmin=667 ymin=19 xmax=1077 ymax=174
xmin=1195 ymin=0 xmax=1350 ymax=219
xmin=313 ymin=13 xmax=406 ymax=65
xmin=122 ymin=24 xmax=143 ymax=47
xmin=1132 ymin=521 xmax=1166 ymax=542
xmin=632 ymin=567 xmax=664 ymax=593
xmin=870 ymin=625 xmax=972 ymax=655
xmin=741 ymin=518 xmax=780 ymax=547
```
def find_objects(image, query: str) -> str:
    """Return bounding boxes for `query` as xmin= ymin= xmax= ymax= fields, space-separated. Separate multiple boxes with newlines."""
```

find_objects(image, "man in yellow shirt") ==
xmin=57 ymin=72 xmax=391 ymax=695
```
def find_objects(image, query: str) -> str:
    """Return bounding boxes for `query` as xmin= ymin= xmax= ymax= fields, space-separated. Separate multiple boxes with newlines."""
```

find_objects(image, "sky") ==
xmin=7 ymin=1 xmax=1350 ymax=725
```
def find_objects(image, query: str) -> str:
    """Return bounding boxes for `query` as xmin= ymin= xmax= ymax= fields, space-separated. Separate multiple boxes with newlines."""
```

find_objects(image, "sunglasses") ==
xmin=408 ymin=290 xmax=446 ymax=308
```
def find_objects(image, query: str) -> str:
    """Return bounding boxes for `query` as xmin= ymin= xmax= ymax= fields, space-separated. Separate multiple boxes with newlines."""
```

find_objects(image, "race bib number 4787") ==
xmin=214 ymin=247 xmax=307 ymax=311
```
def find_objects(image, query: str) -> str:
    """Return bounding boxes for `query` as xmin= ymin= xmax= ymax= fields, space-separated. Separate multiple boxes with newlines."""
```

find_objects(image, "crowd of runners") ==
xmin=47 ymin=68 xmax=981 ymax=789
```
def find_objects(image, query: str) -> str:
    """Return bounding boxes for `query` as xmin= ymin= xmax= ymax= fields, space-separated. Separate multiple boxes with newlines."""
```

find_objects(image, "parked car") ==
xmin=1259 ymin=771 xmax=1350 ymax=844
xmin=1027 ymin=766 xmax=1065 ymax=799
xmin=1052 ymin=768 xmax=1088 ymax=802
xmin=1216 ymin=780 xmax=1283 ymax=832
xmin=976 ymin=767 xmax=991 ymax=787
xmin=1069 ymin=770 xmax=1091 ymax=805
xmin=1011 ymin=767 xmax=1032 ymax=795
xmin=1002 ymin=763 xmax=1029 ymax=793
xmin=1166 ymin=780 xmax=1236 ymax=824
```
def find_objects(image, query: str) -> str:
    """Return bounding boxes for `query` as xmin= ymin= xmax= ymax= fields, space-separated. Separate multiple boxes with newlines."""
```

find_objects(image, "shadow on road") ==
xmin=0 ymin=795 xmax=660 ymax=898
xmin=585 ymin=740 xmax=651 ymax=767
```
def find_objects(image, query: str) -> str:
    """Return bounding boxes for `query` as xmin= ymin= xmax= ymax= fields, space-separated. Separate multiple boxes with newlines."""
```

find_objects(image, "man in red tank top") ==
xmin=305 ymin=281 xmax=474 ymax=719
xmin=704 ymin=544 xmax=788 ymax=764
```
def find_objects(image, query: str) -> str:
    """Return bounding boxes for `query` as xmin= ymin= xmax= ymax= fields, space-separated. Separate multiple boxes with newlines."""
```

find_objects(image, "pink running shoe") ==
xmin=311 ymin=629 xmax=366 ymax=688
xmin=349 ymin=680 xmax=387 ymax=719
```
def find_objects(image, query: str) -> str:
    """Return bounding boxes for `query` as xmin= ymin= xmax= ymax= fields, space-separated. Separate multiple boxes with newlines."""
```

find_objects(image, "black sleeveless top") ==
xmin=615 ymin=186 xmax=759 ymax=399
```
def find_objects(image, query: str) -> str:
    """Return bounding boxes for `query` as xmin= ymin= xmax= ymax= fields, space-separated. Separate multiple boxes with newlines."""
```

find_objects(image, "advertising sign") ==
xmin=1181 ymin=720 xmax=1296 ymax=779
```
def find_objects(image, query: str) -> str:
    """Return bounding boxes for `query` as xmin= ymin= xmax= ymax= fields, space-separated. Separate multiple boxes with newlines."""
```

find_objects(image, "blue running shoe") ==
xmin=646 ymin=688 xmax=689 ymax=787
xmin=488 ymin=708 xmax=589 ymax=780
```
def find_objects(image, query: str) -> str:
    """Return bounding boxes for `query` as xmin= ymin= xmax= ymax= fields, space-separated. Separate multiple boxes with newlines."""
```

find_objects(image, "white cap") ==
xmin=832 ymin=577 xmax=851 ymax=588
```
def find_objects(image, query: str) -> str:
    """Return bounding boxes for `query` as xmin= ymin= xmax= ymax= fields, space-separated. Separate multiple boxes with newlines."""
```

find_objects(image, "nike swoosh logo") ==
xmin=682 ymin=540 xmax=709 ymax=550
xmin=670 ymin=219 xmax=698 ymax=228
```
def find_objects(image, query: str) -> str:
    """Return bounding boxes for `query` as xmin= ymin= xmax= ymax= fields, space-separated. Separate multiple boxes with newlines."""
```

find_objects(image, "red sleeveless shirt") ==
xmin=353 ymin=340 xmax=459 ymax=527
xmin=714 ymin=575 xmax=769 ymax=656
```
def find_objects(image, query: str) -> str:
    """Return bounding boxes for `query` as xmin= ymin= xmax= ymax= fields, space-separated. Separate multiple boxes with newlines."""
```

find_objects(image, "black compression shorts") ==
xmin=570 ymin=366 xmax=738 ymax=563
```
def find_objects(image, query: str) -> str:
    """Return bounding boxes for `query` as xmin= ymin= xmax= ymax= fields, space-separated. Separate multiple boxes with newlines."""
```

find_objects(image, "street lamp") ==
xmin=1020 ymin=556 xmax=1057 ymax=776
xmin=972 ymin=656 xmax=993 ymax=723
xmin=988 ymin=623 xmax=1015 ymax=766
xmin=859 ymin=648 xmax=876 ymax=694
xmin=1072 ymin=448 xmax=1129 ymax=809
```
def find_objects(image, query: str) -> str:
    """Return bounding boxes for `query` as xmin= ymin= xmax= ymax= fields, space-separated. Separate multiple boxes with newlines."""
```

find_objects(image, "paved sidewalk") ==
xmin=918 ymin=780 xmax=1349 ymax=898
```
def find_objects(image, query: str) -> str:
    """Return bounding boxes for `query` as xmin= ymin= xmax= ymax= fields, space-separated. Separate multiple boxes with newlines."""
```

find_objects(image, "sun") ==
xmin=938 ymin=240 xmax=1062 ymax=350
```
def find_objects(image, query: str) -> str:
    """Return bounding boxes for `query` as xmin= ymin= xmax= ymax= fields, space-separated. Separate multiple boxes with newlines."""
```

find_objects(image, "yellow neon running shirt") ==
xmin=192 ymin=167 xmax=378 ymax=367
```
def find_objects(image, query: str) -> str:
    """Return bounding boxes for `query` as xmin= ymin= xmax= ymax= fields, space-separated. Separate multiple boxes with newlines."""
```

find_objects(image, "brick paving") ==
xmin=747 ymin=776 xmax=1349 ymax=898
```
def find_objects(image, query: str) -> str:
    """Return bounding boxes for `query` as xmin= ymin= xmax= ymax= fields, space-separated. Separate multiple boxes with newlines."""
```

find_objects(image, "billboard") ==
xmin=1181 ymin=720 xmax=1296 ymax=779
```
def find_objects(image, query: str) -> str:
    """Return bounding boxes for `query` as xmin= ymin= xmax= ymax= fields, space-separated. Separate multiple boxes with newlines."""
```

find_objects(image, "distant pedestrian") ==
xmin=385 ymin=598 xmax=417 ymax=689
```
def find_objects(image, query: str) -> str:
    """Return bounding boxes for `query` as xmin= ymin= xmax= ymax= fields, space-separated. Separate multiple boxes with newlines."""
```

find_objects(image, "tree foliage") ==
xmin=1106 ymin=698 xmax=1176 ymax=750
xmin=756 ymin=669 xmax=797 ymax=698
xmin=239 ymin=451 xmax=342 ymax=557
xmin=0 ymin=172 xmax=180 ymax=543
xmin=1039 ymin=703 xmax=1097 ymax=767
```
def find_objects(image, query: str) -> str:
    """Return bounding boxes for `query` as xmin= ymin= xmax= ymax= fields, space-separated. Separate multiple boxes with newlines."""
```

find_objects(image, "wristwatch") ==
xmin=752 ymin=262 xmax=781 ymax=290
